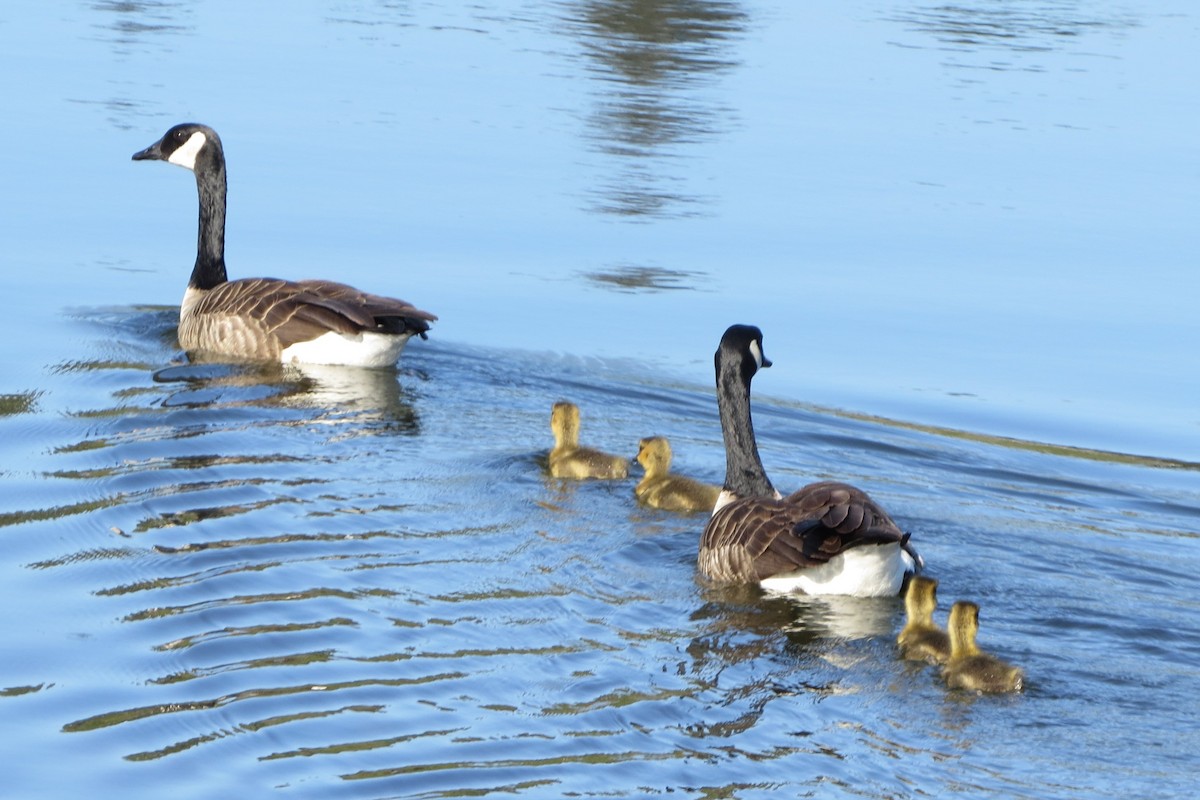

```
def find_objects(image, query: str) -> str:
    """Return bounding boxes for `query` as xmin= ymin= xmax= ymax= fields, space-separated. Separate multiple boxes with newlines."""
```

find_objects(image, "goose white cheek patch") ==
xmin=167 ymin=131 xmax=207 ymax=170
xmin=749 ymin=340 xmax=764 ymax=370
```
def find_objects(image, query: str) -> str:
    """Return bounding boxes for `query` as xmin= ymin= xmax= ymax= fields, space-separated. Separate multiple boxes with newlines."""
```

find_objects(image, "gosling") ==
xmin=548 ymin=402 xmax=629 ymax=480
xmin=942 ymin=601 xmax=1024 ymax=693
xmin=633 ymin=436 xmax=720 ymax=514
xmin=897 ymin=576 xmax=951 ymax=664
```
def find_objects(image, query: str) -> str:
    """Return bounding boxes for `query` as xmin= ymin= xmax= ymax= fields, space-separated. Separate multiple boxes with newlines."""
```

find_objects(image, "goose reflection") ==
xmin=891 ymin=4 xmax=1138 ymax=59
xmin=152 ymin=361 xmax=420 ymax=434
xmin=555 ymin=0 xmax=747 ymax=217
xmin=690 ymin=585 xmax=899 ymax=680
xmin=89 ymin=1 xmax=190 ymax=129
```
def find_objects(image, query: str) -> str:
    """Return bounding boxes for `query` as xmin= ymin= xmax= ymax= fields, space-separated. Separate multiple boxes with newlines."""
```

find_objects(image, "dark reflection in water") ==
xmin=84 ymin=1 xmax=191 ymax=129
xmin=552 ymin=0 xmax=748 ymax=217
xmin=90 ymin=0 xmax=190 ymax=50
xmin=582 ymin=263 xmax=707 ymax=292
xmin=889 ymin=2 xmax=1140 ymax=62
xmin=0 ymin=391 xmax=41 ymax=417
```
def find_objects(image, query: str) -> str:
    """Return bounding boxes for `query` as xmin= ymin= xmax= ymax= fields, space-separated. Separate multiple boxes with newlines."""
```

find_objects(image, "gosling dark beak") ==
xmin=132 ymin=140 xmax=164 ymax=161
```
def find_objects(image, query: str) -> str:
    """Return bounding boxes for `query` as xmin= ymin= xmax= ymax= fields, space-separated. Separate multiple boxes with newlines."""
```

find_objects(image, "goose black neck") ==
xmin=716 ymin=348 xmax=776 ymax=499
xmin=189 ymin=147 xmax=228 ymax=290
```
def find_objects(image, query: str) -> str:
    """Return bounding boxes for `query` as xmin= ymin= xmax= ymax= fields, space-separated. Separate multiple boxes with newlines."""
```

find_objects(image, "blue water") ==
xmin=2 ymin=2 xmax=1199 ymax=798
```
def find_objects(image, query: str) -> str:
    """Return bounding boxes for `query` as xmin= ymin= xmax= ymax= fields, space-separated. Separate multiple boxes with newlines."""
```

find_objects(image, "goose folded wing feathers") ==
xmin=296 ymin=280 xmax=438 ymax=332
xmin=787 ymin=481 xmax=907 ymax=556
xmin=193 ymin=279 xmax=438 ymax=350
xmin=192 ymin=279 xmax=361 ymax=348
xmin=701 ymin=498 xmax=835 ymax=580
xmin=703 ymin=481 xmax=908 ymax=582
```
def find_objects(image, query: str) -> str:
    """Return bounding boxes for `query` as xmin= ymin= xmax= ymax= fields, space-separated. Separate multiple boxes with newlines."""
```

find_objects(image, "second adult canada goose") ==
xmin=634 ymin=436 xmax=721 ymax=513
xmin=942 ymin=601 xmax=1024 ymax=693
xmin=697 ymin=324 xmax=921 ymax=597
xmin=133 ymin=123 xmax=436 ymax=367
xmin=897 ymin=576 xmax=951 ymax=664
xmin=548 ymin=402 xmax=629 ymax=480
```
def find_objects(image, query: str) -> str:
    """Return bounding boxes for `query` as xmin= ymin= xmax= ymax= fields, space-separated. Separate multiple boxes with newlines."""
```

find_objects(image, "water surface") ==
xmin=2 ymin=2 xmax=1198 ymax=799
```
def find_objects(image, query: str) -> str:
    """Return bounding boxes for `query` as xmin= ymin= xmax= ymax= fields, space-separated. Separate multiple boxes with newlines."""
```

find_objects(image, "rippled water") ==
xmin=3 ymin=2 xmax=1199 ymax=798
xmin=3 ymin=307 xmax=1198 ymax=799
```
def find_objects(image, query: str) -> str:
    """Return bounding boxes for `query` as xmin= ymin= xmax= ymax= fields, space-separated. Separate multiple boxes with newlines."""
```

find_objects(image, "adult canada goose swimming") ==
xmin=133 ymin=123 xmax=436 ymax=367
xmin=548 ymin=401 xmax=629 ymax=480
xmin=897 ymin=576 xmax=951 ymax=664
xmin=634 ymin=436 xmax=720 ymax=514
xmin=697 ymin=324 xmax=921 ymax=597
xmin=942 ymin=601 xmax=1024 ymax=693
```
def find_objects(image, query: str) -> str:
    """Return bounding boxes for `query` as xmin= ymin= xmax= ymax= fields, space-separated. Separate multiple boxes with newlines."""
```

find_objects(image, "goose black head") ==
xmin=133 ymin=122 xmax=223 ymax=172
xmin=716 ymin=324 xmax=772 ymax=385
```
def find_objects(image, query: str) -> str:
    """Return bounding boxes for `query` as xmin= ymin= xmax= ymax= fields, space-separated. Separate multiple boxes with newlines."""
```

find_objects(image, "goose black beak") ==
xmin=132 ymin=141 xmax=164 ymax=161
xmin=760 ymin=356 xmax=772 ymax=369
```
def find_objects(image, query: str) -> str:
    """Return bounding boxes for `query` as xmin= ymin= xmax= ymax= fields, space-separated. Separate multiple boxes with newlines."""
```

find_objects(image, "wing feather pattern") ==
xmin=699 ymin=481 xmax=907 ymax=583
xmin=182 ymin=278 xmax=438 ymax=354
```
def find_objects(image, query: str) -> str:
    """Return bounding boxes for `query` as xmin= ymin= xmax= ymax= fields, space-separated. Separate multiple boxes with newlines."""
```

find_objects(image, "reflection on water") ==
xmin=890 ymin=3 xmax=1139 ymax=63
xmin=90 ymin=0 xmax=190 ymax=52
xmin=553 ymin=0 xmax=747 ymax=217
xmin=84 ymin=1 xmax=191 ymax=129
xmin=581 ymin=263 xmax=707 ymax=292
xmin=152 ymin=361 xmax=421 ymax=435
xmin=0 ymin=391 xmax=41 ymax=417
xmin=3 ymin=306 xmax=1200 ymax=798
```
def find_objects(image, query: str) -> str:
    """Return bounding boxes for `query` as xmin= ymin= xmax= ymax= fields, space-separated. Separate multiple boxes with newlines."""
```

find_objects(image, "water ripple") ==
xmin=5 ymin=308 xmax=1200 ymax=798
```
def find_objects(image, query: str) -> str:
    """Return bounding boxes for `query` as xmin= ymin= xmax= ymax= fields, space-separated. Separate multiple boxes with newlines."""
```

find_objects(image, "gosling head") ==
xmin=550 ymin=401 xmax=581 ymax=447
xmin=635 ymin=436 xmax=673 ymax=475
xmin=904 ymin=576 xmax=939 ymax=621
xmin=947 ymin=601 xmax=983 ymax=657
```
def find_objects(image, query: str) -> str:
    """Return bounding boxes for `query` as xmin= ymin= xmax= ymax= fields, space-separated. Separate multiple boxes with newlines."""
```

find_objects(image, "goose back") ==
xmin=179 ymin=278 xmax=436 ymax=365
xmin=699 ymin=480 xmax=908 ymax=584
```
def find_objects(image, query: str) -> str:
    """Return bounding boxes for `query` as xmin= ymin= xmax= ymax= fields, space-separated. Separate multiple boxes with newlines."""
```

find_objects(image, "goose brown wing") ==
xmin=783 ymin=480 xmax=907 ymax=560
xmin=296 ymin=280 xmax=437 ymax=336
xmin=195 ymin=278 xmax=437 ymax=349
xmin=699 ymin=480 xmax=906 ymax=583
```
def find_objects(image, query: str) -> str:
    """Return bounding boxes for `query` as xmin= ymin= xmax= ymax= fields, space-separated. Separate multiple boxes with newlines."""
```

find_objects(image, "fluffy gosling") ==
xmin=942 ymin=601 xmax=1024 ymax=693
xmin=633 ymin=436 xmax=720 ymax=513
xmin=548 ymin=402 xmax=629 ymax=480
xmin=897 ymin=576 xmax=951 ymax=664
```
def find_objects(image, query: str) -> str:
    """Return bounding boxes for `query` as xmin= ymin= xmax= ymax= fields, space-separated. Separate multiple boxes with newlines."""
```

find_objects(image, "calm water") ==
xmin=2 ymin=2 xmax=1199 ymax=798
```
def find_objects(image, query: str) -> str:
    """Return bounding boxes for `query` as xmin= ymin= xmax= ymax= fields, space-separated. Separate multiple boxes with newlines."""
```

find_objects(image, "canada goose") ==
xmin=548 ymin=402 xmax=629 ymax=479
xmin=633 ymin=436 xmax=721 ymax=513
xmin=897 ymin=576 xmax=951 ymax=664
xmin=942 ymin=601 xmax=1024 ymax=693
xmin=133 ymin=123 xmax=436 ymax=367
xmin=697 ymin=324 xmax=921 ymax=597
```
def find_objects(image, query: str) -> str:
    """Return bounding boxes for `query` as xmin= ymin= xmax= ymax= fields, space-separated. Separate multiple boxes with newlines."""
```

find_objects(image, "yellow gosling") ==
xmin=548 ymin=402 xmax=629 ymax=480
xmin=634 ymin=436 xmax=721 ymax=514
xmin=942 ymin=601 xmax=1024 ymax=693
xmin=897 ymin=576 xmax=951 ymax=665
